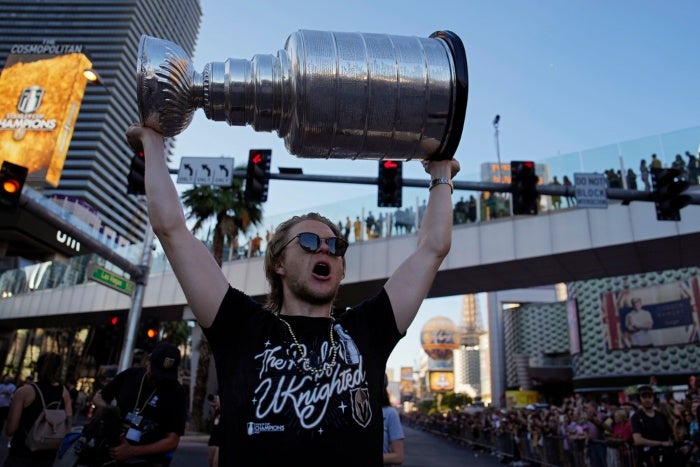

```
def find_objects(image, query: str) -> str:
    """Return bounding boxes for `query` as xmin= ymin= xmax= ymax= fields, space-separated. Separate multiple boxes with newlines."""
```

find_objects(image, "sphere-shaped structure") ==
xmin=421 ymin=316 xmax=459 ymax=361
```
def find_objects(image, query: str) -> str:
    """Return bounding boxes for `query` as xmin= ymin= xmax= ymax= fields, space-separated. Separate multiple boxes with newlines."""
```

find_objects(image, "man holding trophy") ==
xmin=130 ymin=27 xmax=467 ymax=466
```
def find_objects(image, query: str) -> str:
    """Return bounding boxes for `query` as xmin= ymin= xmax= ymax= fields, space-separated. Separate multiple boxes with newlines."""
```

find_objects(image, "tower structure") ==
xmin=454 ymin=294 xmax=487 ymax=396
xmin=0 ymin=0 xmax=202 ymax=244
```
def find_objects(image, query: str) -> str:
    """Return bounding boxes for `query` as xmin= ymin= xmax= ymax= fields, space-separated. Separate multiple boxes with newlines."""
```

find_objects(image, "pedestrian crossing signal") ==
xmin=245 ymin=149 xmax=272 ymax=203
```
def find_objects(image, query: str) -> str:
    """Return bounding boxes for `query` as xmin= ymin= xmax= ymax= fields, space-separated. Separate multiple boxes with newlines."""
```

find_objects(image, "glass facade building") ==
xmin=0 ymin=0 xmax=202 ymax=243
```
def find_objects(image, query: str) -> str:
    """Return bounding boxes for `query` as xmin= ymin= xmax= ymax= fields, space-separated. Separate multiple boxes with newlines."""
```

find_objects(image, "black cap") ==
xmin=149 ymin=343 xmax=181 ymax=381
xmin=638 ymin=384 xmax=654 ymax=395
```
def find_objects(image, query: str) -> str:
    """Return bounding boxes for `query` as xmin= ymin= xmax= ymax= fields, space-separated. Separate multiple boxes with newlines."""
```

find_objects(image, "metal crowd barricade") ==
xmin=607 ymin=442 xmax=637 ymax=467
xmin=403 ymin=415 xmax=643 ymax=467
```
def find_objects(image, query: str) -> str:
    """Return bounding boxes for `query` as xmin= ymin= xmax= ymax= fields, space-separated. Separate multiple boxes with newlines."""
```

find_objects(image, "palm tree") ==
xmin=180 ymin=166 xmax=263 ymax=431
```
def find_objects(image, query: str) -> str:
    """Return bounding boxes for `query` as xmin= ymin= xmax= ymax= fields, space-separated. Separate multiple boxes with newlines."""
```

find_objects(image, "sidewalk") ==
xmin=181 ymin=431 xmax=209 ymax=443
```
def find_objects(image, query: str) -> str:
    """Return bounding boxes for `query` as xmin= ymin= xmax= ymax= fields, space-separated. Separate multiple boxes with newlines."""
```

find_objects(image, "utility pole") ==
xmin=19 ymin=187 xmax=150 ymax=370
xmin=118 ymin=214 xmax=154 ymax=372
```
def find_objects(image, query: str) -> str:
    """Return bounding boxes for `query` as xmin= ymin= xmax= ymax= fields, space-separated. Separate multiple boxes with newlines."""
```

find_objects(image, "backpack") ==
xmin=24 ymin=383 xmax=71 ymax=452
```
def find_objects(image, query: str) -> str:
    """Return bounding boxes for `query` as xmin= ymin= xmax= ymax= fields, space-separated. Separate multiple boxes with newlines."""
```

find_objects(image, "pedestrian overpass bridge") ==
xmin=1 ymin=201 xmax=699 ymax=327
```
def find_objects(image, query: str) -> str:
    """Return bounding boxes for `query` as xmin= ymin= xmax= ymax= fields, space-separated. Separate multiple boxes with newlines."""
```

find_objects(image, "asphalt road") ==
xmin=171 ymin=425 xmax=509 ymax=467
xmin=0 ymin=423 xmax=510 ymax=466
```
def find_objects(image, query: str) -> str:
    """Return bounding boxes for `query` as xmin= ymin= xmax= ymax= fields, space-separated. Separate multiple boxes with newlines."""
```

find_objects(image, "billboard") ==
xmin=428 ymin=371 xmax=454 ymax=392
xmin=400 ymin=366 xmax=414 ymax=401
xmin=505 ymin=390 xmax=540 ymax=408
xmin=600 ymin=277 xmax=700 ymax=350
xmin=0 ymin=52 xmax=92 ymax=186
xmin=480 ymin=162 xmax=549 ymax=184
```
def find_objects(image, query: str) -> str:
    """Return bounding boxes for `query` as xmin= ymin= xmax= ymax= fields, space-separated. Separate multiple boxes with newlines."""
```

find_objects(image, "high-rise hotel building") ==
xmin=0 ymin=0 xmax=202 ymax=247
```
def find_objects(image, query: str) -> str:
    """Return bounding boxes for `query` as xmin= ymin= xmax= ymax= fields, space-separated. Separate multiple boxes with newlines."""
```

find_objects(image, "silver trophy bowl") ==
xmin=137 ymin=29 xmax=468 ymax=161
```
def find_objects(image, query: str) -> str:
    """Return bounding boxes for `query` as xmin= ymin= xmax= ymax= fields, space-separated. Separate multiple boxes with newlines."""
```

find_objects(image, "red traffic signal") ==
xmin=378 ymin=160 xmax=403 ymax=207
xmin=0 ymin=161 xmax=28 ymax=210
xmin=651 ymin=167 xmax=691 ymax=221
xmin=127 ymin=144 xmax=146 ymax=195
xmin=510 ymin=160 xmax=539 ymax=215
xmin=245 ymin=149 xmax=272 ymax=203
xmin=106 ymin=314 xmax=123 ymax=344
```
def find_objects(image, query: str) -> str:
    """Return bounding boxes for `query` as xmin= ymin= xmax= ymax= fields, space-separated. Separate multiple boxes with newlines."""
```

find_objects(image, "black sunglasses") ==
xmin=279 ymin=232 xmax=348 ymax=257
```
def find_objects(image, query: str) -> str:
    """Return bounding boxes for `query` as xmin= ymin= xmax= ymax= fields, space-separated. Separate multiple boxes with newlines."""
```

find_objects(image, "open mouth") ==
xmin=312 ymin=262 xmax=330 ymax=277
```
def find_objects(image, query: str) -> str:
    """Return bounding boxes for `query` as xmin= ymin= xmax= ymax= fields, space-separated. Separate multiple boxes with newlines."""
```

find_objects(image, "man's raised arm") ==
xmin=385 ymin=159 xmax=460 ymax=334
xmin=126 ymin=124 xmax=229 ymax=328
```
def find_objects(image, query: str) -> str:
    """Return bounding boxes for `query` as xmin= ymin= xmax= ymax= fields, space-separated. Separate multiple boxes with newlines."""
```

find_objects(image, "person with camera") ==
xmin=92 ymin=343 xmax=187 ymax=467
xmin=631 ymin=384 xmax=676 ymax=466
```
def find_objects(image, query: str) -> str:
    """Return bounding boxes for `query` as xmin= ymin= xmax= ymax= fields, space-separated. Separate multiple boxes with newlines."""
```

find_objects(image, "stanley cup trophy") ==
xmin=137 ymin=29 xmax=468 ymax=161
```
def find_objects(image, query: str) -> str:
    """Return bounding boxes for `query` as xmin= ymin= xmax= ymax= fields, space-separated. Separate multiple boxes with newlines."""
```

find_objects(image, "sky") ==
xmin=166 ymin=0 xmax=700 ymax=377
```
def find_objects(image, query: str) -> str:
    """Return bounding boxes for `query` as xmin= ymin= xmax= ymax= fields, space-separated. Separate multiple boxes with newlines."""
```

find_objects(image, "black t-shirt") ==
xmin=203 ymin=286 xmax=403 ymax=467
xmin=631 ymin=409 xmax=672 ymax=442
xmin=99 ymin=367 xmax=186 ymax=465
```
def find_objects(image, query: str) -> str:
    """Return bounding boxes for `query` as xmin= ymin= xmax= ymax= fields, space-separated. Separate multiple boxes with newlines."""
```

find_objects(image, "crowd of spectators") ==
xmin=595 ymin=151 xmax=699 ymax=194
xmin=401 ymin=382 xmax=700 ymax=466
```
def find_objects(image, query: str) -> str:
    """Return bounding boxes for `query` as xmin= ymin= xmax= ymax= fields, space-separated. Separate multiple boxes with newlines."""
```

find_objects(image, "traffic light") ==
xmin=106 ymin=314 xmax=124 ymax=345
xmin=651 ymin=167 xmax=691 ymax=221
xmin=0 ymin=161 xmax=28 ymax=210
xmin=127 ymin=144 xmax=146 ymax=195
xmin=143 ymin=318 xmax=159 ymax=351
xmin=510 ymin=161 xmax=539 ymax=215
xmin=244 ymin=149 xmax=272 ymax=203
xmin=378 ymin=160 xmax=403 ymax=207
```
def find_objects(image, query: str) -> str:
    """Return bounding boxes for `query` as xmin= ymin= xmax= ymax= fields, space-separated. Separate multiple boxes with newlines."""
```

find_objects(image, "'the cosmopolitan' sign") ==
xmin=0 ymin=53 xmax=91 ymax=186
xmin=10 ymin=41 xmax=84 ymax=55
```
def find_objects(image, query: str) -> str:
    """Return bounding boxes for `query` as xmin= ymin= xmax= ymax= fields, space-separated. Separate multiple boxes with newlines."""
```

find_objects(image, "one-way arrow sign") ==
xmin=177 ymin=157 xmax=235 ymax=186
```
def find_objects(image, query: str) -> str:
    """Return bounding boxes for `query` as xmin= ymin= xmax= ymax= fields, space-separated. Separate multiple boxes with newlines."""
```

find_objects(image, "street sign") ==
xmin=87 ymin=263 xmax=134 ymax=295
xmin=574 ymin=173 xmax=608 ymax=209
xmin=177 ymin=157 xmax=234 ymax=186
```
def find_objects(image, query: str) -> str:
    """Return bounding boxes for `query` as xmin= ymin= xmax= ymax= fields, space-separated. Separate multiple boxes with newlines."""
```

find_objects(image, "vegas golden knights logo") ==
xmin=18 ymin=86 xmax=44 ymax=114
xmin=350 ymin=387 xmax=371 ymax=428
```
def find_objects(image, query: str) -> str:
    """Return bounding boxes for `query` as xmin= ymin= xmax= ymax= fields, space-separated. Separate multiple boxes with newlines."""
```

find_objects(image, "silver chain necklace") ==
xmin=277 ymin=315 xmax=338 ymax=376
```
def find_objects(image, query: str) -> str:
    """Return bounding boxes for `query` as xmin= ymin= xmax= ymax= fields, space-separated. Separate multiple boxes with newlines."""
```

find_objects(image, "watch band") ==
xmin=429 ymin=177 xmax=454 ymax=194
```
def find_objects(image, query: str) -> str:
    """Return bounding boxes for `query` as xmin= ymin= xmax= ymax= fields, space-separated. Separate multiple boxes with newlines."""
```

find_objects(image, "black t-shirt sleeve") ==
xmin=99 ymin=367 xmax=131 ymax=403
xmin=342 ymin=287 xmax=402 ymax=363
xmin=630 ymin=412 xmax=642 ymax=434
xmin=203 ymin=286 xmax=262 ymax=349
